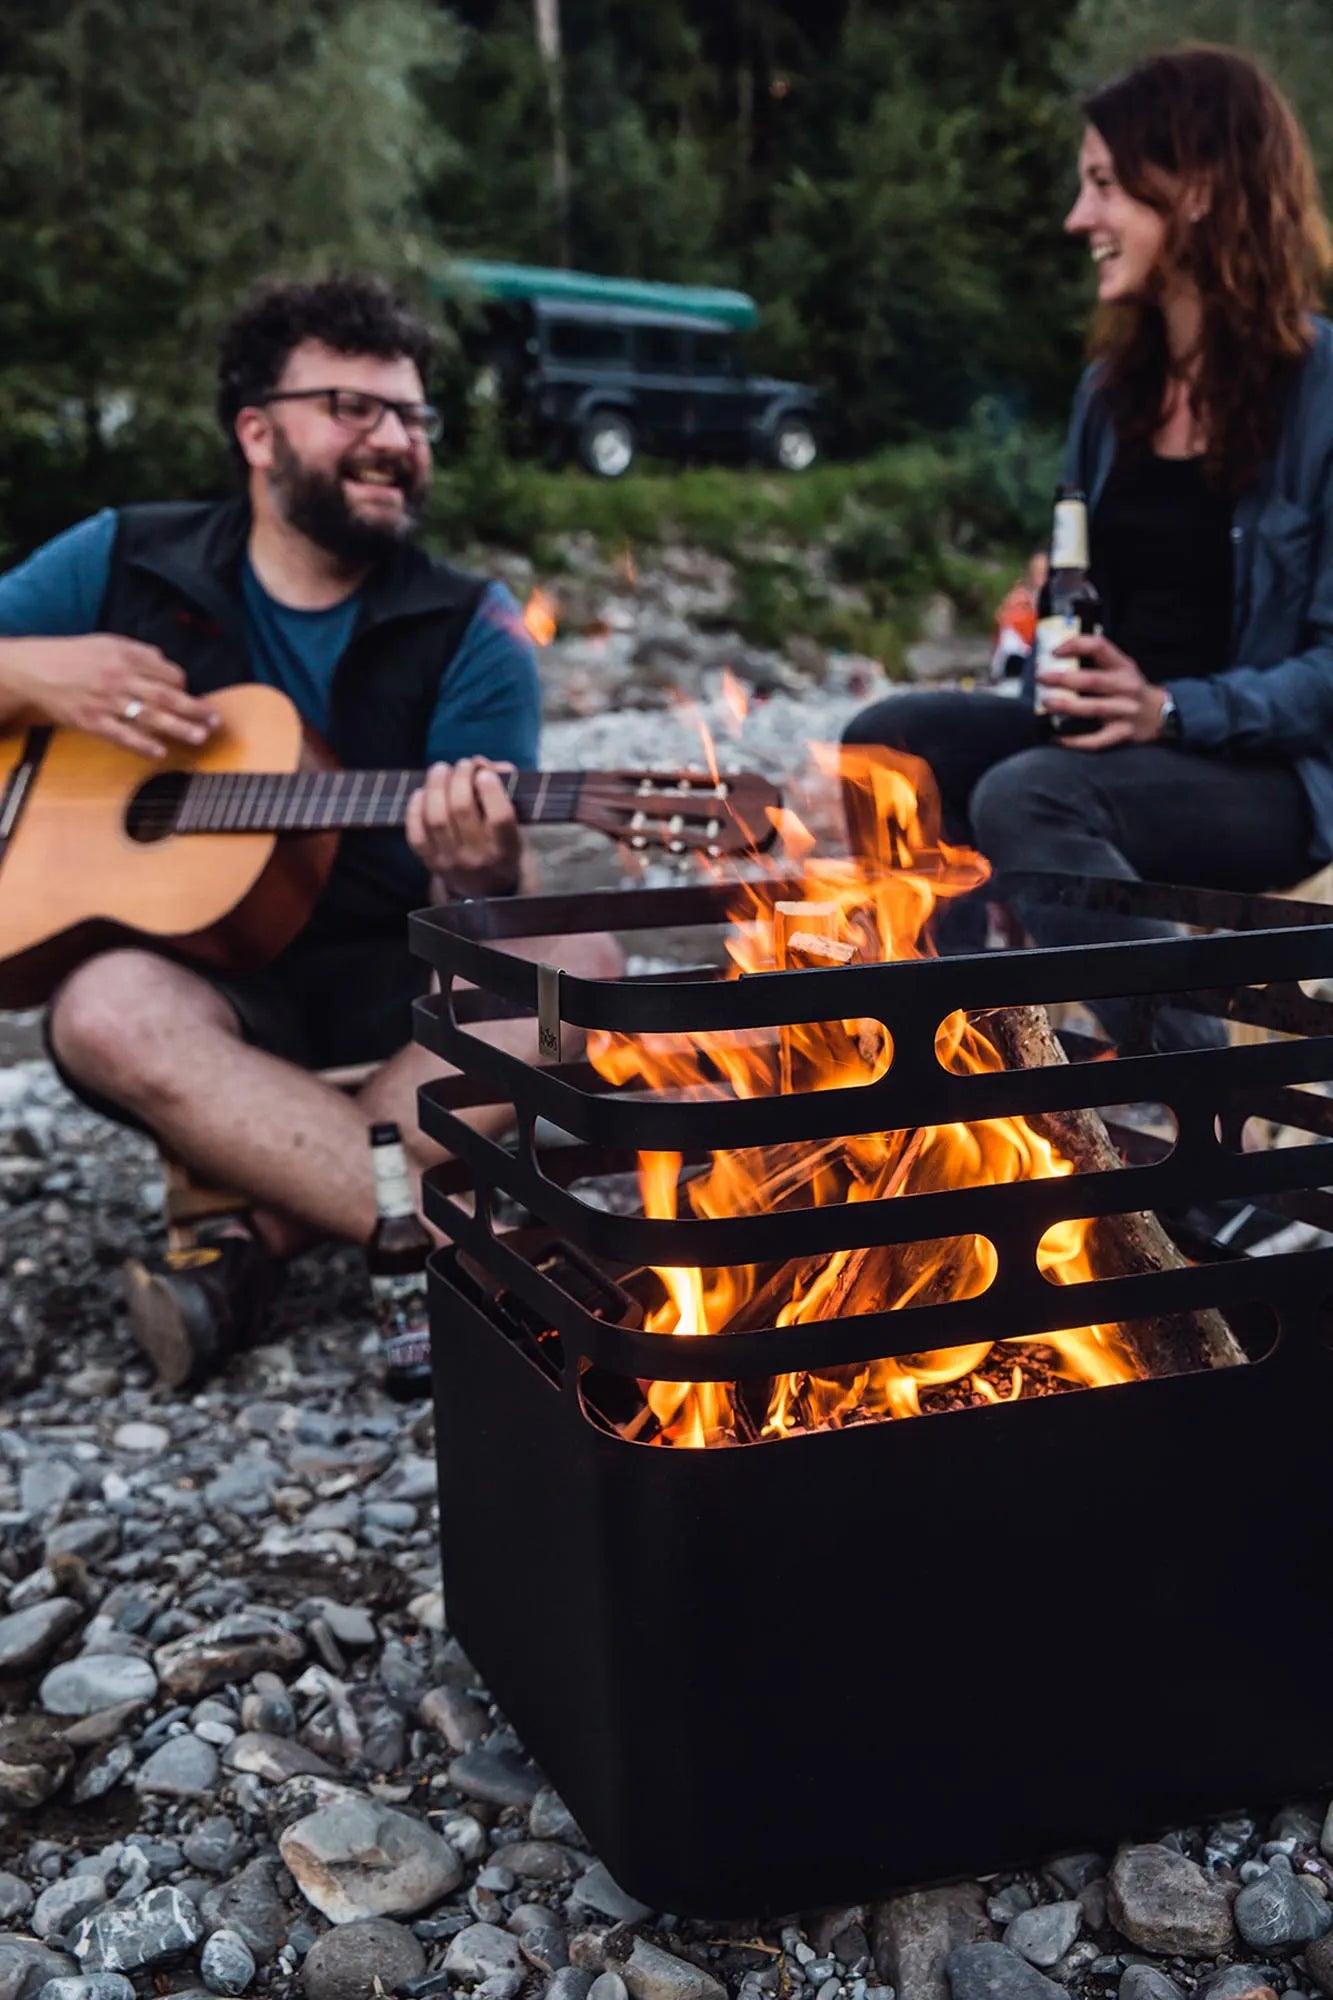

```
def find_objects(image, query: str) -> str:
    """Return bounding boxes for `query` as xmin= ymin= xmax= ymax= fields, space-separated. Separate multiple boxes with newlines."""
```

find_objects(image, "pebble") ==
xmin=0 ymin=1945 xmax=79 ymax=1998
xmin=0 ymin=1717 xmax=75 ymax=1806
xmin=201 ymin=1929 xmax=256 ymax=1996
xmin=111 ymin=1422 xmax=170 ymax=1454
xmin=280 ymin=1798 xmax=462 ymax=1922
xmin=520 ymin=1927 xmax=571 ymax=1975
xmin=311 ymin=1603 xmax=377 ymax=1650
xmin=302 ymin=1918 xmax=426 ymax=2000
xmin=240 ymin=1690 xmax=296 ymax=1737
xmin=1106 ymin=1844 xmax=1235 ymax=1957
xmin=571 ymin=1862 xmax=654 ymax=1923
xmin=988 ymin=1889 xmax=1034 ymax=1925
xmin=1235 ymin=1858 xmax=1333 ymax=1949
xmin=225 ymin=1732 xmax=335 ymax=1782
xmin=448 ymin=1748 xmax=544 ymax=1808
xmin=876 ymin=1885 xmax=990 ymax=2000
xmin=21 ymin=1460 xmax=79 ymax=1521
xmin=37 ymin=1979 xmax=137 ymax=2000
xmin=1196 ymin=1966 xmax=1286 ymax=2000
xmin=531 ymin=1786 xmax=585 ymax=1844
xmin=946 ymin=1942 xmax=1066 ymax=2000
xmin=0 ymin=1875 xmax=33 ymax=1923
xmin=590 ymin=1977 xmax=629 ymax=2000
xmin=502 ymin=1840 xmax=579 ymax=1883
xmin=31 ymin=1876 xmax=109 ymax=1940
xmin=1045 ymin=1855 xmax=1106 ymax=1894
xmin=183 ymin=1819 xmax=248 ymax=1876
xmin=444 ymin=1924 xmax=525 ymax=1979
xmin=135 ymin=1732 xmax=220 ymax=1799
xmin=71 ymin=1740 xmax=135 ymax=1803
xmin=408 ymin=1588 xmax=446 ymax=1632
xmin=39 ymin=1654 xmax=157 ymax=1717
xmin=1123 ymin=1965 xmax=1182 ymax=2000
xmin=153 ymin=1615 xmax=304 ymax=1698
xmin=70 ymin=1886 xmax=204 ymax=1972
xmin=622 ymin=1940 xmax=727 ymax=2000
xmin=1307 ymin=1934 xmax=1333 ymax=1997
xmin=418 ymin=1684 xmax=489 ymax=1752
xmin=198 ymin=1860 xmax=288 ymax=1964
xmin=1005 ymin=1904 xmax=1081 ymax=1969
xmin=0 ymin=1599 xmax=83 ymax=1674
xmin=551 ymin=1976 xmax=596 ymax=2000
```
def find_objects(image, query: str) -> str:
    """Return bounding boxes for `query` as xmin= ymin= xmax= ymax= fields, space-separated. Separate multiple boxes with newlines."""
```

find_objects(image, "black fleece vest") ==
xmin=98 ymin=499 xmax=488 ymax=942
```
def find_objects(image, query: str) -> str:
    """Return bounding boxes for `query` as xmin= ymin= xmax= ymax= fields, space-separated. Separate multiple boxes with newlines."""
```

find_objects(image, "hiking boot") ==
xmin=123 ymin=1227 xmax=279 ymax=1390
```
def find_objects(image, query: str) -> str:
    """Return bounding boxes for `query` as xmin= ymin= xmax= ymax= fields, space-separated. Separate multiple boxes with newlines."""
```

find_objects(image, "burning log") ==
xmin=982 ymin=1004 xmax=1245 ymax=1373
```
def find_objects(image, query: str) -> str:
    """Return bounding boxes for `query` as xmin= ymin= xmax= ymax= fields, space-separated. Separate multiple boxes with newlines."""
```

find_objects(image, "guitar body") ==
xmin=0 ymin=685 xmax=336 ymax=1008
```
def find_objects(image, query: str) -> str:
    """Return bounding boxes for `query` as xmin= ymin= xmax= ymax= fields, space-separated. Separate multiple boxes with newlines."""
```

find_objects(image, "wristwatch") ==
xmin=1157 ymin=690 xmax=1182 ymax=742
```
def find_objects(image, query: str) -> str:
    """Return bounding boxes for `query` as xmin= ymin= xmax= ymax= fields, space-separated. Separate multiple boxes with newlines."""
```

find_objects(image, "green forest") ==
xmin=2 ymin=0 xmax=1330 ymax=563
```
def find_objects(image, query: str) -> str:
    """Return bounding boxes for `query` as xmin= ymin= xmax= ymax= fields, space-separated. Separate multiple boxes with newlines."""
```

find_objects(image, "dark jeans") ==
xmin=842 ymin=691 xmax=1320 ymax=1050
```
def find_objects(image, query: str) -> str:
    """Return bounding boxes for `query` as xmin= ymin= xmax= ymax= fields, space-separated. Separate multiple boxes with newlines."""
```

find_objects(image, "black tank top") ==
xmin=1091 ymin=452 xmax=1233 ymax=683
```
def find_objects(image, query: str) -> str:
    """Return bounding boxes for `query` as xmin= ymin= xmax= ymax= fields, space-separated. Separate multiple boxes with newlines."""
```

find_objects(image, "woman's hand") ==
xmin=405 ymin=757 xmax=521 ymax=898
xmin=1037 ymin=633 xmax=1170 ymax=750
xmin=0 ymin=635 xmax=220 ymax=758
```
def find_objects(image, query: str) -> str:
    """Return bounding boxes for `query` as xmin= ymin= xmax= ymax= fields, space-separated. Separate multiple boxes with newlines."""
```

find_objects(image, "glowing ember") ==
xmin=523 ymin=588 xmax=559 ymax=646
xmin=587 ymin=745 xmax=1140 ymax=1447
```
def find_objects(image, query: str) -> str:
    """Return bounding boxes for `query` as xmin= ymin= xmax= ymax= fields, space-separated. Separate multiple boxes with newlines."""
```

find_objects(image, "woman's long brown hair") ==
xmin=1085 ymin=46 xmax=1333 ymax=491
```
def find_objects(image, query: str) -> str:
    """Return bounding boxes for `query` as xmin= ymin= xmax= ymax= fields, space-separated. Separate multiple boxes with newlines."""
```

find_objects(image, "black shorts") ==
xmin=46 ymin=930 xmax=431 ymax=1133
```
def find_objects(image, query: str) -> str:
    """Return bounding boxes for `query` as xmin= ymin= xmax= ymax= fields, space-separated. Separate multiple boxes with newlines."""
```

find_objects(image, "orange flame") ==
xmin=523 ymin=588 xmax=559 ymax=646
xmin=719 ymin=669 xmax=750 ymax=735
xmin=587 ymin=745 xmax=1139 ymax=1447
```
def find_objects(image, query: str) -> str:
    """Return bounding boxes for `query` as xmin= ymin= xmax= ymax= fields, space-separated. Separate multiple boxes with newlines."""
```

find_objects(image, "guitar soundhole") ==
xmin=126 ymin=773 xmax=189 ymax=844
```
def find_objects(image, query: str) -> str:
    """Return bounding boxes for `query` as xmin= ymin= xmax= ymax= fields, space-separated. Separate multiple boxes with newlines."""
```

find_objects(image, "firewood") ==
xmin=980 ymin=1004 xmax=1245 ymax=1371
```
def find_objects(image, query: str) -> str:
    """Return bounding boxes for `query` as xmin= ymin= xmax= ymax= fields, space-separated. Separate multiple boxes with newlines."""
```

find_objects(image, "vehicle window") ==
xmin=635 ymin=327 xmax=688 ymax=374
xmin=545 ymin=320 xmax=630 ymax=364
xmin=693 ymin=334 xmax=740 ymax=377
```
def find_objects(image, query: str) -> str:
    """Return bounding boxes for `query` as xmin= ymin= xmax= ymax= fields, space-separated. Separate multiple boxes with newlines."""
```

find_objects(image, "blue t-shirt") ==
xmin=0 ymin=507 xmax=542 ymax=770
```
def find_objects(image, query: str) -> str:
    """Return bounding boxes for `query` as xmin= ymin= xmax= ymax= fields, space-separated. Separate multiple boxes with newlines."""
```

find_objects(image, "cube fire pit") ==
xmin=410 ymin=866 xmax=1333 ymax=1917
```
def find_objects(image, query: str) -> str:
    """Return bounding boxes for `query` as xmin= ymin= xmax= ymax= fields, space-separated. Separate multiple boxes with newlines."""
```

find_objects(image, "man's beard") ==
xmin=268 ymin=427 xmax=429 ymax=566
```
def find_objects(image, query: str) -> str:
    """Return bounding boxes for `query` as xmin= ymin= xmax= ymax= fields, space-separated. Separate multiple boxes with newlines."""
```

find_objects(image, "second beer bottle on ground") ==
xmin=367 ymin=1121 xmax=434 ymax=1402
xmin=1032 ymin=484 xmax=1102 ymax=738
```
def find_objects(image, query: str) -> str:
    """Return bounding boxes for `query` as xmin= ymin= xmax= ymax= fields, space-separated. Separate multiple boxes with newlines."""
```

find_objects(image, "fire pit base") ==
xmin=429 ymin=1252 xmax=1333 ymax=1916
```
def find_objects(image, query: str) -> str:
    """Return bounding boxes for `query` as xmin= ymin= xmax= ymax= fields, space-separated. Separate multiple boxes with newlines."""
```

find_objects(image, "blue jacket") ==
xmin=1062 ymin=315 xmax=1333 ymax=859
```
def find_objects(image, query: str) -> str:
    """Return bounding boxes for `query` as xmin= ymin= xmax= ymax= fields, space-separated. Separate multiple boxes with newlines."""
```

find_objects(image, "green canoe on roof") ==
xmin=444 ymin=259 xmax=759 ymax=331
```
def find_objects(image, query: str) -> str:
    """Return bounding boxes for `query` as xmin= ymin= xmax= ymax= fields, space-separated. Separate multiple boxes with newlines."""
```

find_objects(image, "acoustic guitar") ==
xmin=0 ymin=682 xmax=780 ymax=1008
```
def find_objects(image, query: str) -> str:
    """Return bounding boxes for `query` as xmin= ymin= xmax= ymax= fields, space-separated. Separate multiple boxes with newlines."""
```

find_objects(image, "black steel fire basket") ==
xmin=411 ymin=872 xmax=1333 ymax=1916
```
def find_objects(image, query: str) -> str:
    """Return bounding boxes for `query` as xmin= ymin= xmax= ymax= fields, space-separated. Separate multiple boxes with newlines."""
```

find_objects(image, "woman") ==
xmin=843 ymin=45 xmax=1333 ymax=1045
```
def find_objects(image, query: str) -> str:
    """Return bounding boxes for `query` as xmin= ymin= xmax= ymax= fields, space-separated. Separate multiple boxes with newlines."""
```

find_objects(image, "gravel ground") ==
xmin=2 ymin=678 xmax=1333 ymax=2000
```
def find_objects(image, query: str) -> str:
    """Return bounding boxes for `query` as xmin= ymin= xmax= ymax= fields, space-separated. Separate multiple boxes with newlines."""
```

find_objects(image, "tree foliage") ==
xmin=5 ymin=0 xmax=1330 ymax=557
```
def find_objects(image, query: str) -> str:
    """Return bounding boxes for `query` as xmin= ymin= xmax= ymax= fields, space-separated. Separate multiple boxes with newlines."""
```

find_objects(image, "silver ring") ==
xmin=122 ymin=698 xmax=145 ymax=723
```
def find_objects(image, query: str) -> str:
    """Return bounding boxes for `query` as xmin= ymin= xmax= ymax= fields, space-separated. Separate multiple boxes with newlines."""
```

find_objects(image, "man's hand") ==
xmin=1037 ymin=633 xmax=1170 ymax=751
xmin=0 ymin=635 xmax=219 ymax=758
xmin=405 ymin=758 xmax=521 ymax=898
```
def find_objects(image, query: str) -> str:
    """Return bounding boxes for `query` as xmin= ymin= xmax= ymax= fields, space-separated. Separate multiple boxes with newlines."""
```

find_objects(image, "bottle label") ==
xmin=372 ymin=1270 xmax=430 ymax=1374
xmin=1051 ymin=499 xmax=1089 ymax=570
xmin=371 ymin=1141 xmax=416 ymax=1221
xmin=1032 ymin=614 xmax=1077 ymax=716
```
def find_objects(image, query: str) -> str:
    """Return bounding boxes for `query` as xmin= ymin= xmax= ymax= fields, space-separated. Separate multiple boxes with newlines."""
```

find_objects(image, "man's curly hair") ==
xmin=216 ymin=274 xmax=436 ymax=452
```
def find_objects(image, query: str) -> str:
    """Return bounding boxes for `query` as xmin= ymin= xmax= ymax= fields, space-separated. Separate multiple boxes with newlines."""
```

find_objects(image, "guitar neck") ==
xmin=175 ymin=769 xmax=585 ymax=835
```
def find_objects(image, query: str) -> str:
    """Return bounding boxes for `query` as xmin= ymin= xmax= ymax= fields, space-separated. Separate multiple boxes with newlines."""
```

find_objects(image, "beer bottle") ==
xmin=1032 ymin=485 xmax=1102 ymax=737
xmin=367 ymin=1122 xmax=433 ymax=1402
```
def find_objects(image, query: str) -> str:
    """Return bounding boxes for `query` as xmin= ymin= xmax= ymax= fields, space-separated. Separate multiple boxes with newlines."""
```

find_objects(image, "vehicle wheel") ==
xmin=578 ymin=411 xmax=636 ymax=478
xmin=770 ymin=417 xmax=818 ymax=472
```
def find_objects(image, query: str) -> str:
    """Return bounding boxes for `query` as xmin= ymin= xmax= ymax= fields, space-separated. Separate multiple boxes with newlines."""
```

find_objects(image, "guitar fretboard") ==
xmin=174 ymin=769 xmax=587 ymax=835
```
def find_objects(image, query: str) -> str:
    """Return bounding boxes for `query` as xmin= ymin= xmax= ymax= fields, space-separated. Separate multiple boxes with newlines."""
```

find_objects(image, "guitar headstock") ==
xmin=575 ymin=770 xmax=781 ymax=857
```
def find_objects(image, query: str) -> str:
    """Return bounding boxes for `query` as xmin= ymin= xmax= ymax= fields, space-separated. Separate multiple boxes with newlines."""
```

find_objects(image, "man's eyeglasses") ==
xmin=261 ymin=387 xmax=443 ymax=444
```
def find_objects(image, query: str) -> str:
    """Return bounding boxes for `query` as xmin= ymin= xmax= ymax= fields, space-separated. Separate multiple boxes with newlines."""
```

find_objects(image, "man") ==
xmin=0 ymin=273 xmax=610 ymax=1386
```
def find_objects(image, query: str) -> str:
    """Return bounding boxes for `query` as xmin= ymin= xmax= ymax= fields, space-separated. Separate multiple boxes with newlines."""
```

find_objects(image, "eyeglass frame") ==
xmin=258 ymin=386 xmax=443 ymax=444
